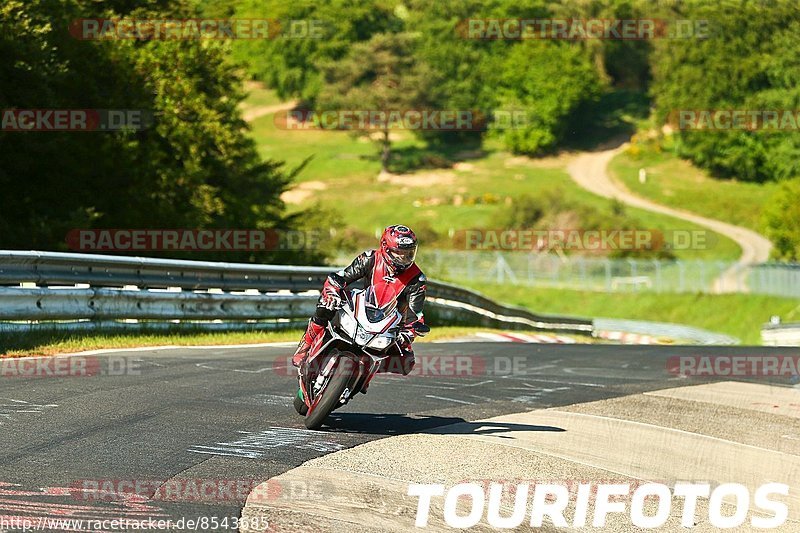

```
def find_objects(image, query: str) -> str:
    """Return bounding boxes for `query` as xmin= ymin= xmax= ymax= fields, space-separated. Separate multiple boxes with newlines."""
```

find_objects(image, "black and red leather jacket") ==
xmin=322 ymin=249 xmax=426 ymax=327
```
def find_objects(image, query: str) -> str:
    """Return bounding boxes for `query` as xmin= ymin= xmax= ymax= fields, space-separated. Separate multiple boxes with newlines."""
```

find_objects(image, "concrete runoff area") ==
xmin=243 ymin=381 xmax=800 ymax=532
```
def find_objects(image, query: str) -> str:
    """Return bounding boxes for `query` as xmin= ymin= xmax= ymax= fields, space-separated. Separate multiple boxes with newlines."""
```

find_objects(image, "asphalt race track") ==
xmin=1 ymin=342 xmax=799 ymax=532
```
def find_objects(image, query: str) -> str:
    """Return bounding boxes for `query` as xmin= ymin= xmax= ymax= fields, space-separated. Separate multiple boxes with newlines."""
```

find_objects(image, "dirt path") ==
xmin=240 ymin=101 xmax=297 ymax=122
xmin=566 ymin=144 xmax=772 ymax=293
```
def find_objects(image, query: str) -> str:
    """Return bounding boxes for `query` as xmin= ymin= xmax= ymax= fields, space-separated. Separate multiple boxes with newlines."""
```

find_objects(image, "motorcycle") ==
xmin=293 ymin=287 xmax=429 ymax=430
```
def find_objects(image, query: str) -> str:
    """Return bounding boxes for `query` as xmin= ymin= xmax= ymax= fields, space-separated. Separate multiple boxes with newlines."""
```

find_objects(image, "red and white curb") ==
xmin=595 ymin=330 xmax=664 ymax=345
xmin=467 ymin=330 xmax=669 ymax=345
xmin=473 ymin=332 xmax=578 ymax=344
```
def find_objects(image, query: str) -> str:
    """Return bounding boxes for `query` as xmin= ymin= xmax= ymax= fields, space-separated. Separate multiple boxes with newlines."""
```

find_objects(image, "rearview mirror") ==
xmin=413 ymin=322 xmax=431 ymax=337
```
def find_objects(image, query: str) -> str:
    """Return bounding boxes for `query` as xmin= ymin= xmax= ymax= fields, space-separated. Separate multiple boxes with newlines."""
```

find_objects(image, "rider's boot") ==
xmin=292 ymin=319 xmax=325 ymax=367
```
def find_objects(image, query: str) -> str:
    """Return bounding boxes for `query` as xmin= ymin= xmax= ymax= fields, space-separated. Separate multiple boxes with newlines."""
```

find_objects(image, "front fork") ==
xmin=298 ymin=342 xmax=384 ymax=407
xmin=298 ymin=350 xmax=350 ymax=408
xmin=351 ymin=358 xmax=379 ymax=394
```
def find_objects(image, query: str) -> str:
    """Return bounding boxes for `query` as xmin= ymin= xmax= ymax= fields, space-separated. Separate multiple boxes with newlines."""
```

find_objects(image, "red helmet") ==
xmin=379 ymin=225 xmax=417 ymax=271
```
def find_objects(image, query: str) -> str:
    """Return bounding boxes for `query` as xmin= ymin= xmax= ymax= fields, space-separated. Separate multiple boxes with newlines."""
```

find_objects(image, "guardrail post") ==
xmin=527 ymin=253 xmax=534 ymax=286
xmin=699 ymin=260 xmax=707 ymax=292
xmin=652 ymin=259 xmax=661 ymax=293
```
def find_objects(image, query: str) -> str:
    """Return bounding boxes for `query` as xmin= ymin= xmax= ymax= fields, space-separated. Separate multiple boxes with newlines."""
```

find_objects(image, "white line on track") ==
xmin=132 ymin=359 xmax=165 ymax=367
xmin=463 ymin=380 xmax=494 ymax=387
xmin=526 ymin=364 xmax=557 ymax=372
xmin=557 ymin=410 xmax=800 ymax=458
xmin=523 ymin=377 xmax=606 ymax=388
xmin=378 ymin=377 xmax=457 ymax=390
xmin=562 ymin=367 xmax=652 ymax=381
xmin=464 ymin=394 xmax=494 ymax=401
xmin=424 ymin=395 xmax=474 ymax=405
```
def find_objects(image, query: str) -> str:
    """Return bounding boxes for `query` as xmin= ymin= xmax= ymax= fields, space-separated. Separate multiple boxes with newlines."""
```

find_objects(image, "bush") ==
xmin=651 ymin=1 xmax=800 ymax=182
xmin=491 ymin=190 xmax=674 ymax=259
xmin=764 ymin=178 xmax=800 ymax=260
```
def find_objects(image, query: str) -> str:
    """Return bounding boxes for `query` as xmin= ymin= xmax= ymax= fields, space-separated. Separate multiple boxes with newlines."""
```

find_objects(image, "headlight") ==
xmin=367 ymin=335 xmax=392 ymax=350
xmin=339 ymin=312 xmax=357 ymax=338
xmin=355 ymin=326 xmax=370 ymax=346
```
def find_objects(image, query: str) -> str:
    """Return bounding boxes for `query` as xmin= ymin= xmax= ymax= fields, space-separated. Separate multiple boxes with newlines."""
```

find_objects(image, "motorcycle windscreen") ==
xmin=363 ymin=286 xmax=397 ymax=323
xmin=356 ymin=288 xmax=401 ymax=333
xmin=364 ymin=305 xmax=385 ymax=323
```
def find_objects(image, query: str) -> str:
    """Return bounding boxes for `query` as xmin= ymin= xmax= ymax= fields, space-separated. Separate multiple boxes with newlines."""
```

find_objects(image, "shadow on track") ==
xmin=429 ymin=421 xmax=565 ymax=439
xmin=321 ymin=413 xmax=564 ymax=437
xmin=322 ymin=413 xmax=465 ymax=435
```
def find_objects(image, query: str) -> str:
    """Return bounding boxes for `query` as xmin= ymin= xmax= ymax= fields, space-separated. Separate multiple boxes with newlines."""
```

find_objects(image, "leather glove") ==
xmin=321 ymin=290 xmax=341 ymax=310
xmin=398 ymin=328 xmax=415 ymax=349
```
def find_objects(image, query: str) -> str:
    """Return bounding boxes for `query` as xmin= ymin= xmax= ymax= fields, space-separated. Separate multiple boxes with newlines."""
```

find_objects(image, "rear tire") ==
xmin=304 ymin=353 xmax=357 ymax=430
xmin=293 ymin=388 xmax=308 ymax=416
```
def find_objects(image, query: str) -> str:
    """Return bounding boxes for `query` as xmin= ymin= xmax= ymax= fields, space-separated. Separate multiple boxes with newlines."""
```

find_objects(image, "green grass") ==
xmin=0 ymin=326 xmax=585 ymax=357
xmin=0 ymin=329 xmax=301 ymax=357
xmin=236 ymin=85 xmax=784 ymax=343
xmin=239 ymin=82 xmax=283 ymax=110
xmin=247 ymin=86 xmax=739 ymax=260
xmin=253 ymin=113 xmax=391 ymax=186
xmin=463 ymin=283 xmax=800 ymax=345
xmin=609 ymin=144 xmax=778 ymax=234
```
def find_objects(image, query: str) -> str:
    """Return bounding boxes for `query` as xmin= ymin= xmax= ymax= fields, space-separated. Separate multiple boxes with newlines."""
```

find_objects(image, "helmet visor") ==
xmin=388 ymin=245 xmax=417 ymax=268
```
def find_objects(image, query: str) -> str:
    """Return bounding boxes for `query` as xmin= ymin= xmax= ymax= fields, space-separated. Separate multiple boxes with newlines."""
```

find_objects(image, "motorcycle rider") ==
xmin=291 ymin=224 xmax=427 ymax=378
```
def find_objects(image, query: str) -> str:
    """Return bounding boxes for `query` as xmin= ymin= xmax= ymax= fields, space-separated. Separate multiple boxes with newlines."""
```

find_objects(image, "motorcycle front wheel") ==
xmin=304 ymin=352 xmax=358 ymax=430
xmin=293 ymin=388 xmax=308 ymax=416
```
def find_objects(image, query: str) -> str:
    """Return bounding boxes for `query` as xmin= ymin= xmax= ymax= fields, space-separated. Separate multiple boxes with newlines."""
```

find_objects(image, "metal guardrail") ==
xmin=0 ymin=251 xmax=594 ymax=335
xmin=761 ymin=323 xmax=800 ymax=347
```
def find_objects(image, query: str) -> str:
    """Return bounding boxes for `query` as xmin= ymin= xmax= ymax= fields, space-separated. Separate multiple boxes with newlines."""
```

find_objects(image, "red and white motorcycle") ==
xmin=293 ymin=286 xmax=429 ymax=429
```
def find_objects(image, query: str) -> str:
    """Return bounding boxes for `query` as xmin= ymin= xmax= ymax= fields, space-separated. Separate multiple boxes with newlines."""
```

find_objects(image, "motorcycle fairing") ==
xmin=369 ymin=255 xmax=421 ymax=309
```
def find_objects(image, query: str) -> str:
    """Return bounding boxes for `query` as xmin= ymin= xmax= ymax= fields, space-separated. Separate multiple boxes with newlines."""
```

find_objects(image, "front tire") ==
xmin=293 ymin=388 xmax=308 ymax=416
xmin=304 ymin=353 xmax=357 ymax=430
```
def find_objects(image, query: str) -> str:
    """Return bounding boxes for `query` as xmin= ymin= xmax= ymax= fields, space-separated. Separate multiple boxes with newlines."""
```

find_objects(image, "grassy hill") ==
xmin=241 ymin=84 xmax=798 ymax=344
xmin=245 ymin=84 xmax=740 ymax=260
xmin=609 ymin=140 xmax=779 ymax=234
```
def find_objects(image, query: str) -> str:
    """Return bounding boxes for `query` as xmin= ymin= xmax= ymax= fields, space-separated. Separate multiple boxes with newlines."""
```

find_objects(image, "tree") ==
xmin=0 ymin=0 xmax=320 ymax=264
xmin=231 ymin=0 xmax=402 ymax=103
xmin=493 ymin=40 xmax=605 ymax=154
xmin=765 ymin=178 xmax=800 ymax=261
xmin=408 ymin=0 xmax=607 ymax=155
xmin=650 ymin=0 xmax=800 ymax=182
xmin=316 ymin=32 xmax=432 ymax=172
